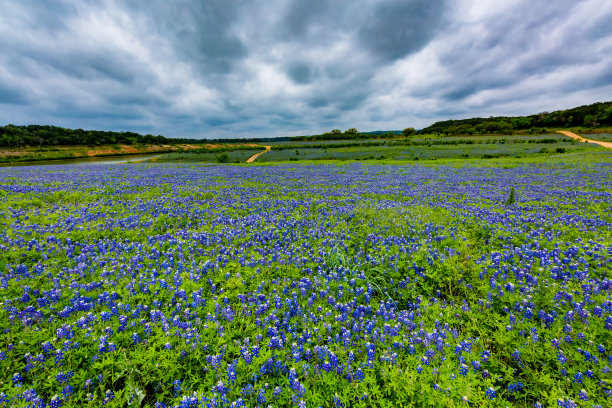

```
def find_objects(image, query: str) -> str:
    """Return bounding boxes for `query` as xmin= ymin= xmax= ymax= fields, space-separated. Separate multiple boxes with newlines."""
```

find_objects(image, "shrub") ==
xmin=217 ymin=152 xmax=230 ymax=163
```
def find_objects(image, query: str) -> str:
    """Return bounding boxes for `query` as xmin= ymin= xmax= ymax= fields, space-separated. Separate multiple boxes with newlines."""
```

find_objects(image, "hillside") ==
xmin=419 ymin=101 xmax=612 ymax=135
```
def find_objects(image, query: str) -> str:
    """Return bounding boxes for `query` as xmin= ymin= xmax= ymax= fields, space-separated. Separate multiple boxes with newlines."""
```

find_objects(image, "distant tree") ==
xmin=330 ymin=129 xmax=341 ymax=134
xmin=475 ymin=121 xmax=512 ymax=134
xmin=402 ymin=127 xmax=416 ymax=136
xmin=583 ymin=114 xmax=599 ymax=127
xmin=217 ymin=152 xmax=230 ymax=163
xmin=510 ymin=117 xmax=532 ymax=130
xmin=448 ymin=124 xmax=475 ymax=135
xmin=344 ymin=128 xmax=359 ymax=134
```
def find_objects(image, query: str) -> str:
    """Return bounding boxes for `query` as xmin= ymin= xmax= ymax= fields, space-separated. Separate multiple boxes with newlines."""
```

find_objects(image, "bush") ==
xmin=216 ymin=152 xmax=230 ymax=163
xmin=556 ymin=147 xmax=566 ymax=153
xmin=402 ymin=127 xmax=416 ymax=136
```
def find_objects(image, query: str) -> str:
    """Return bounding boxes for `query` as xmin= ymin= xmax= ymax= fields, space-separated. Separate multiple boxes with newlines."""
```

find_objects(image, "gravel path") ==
xmin=556 ymin=130 xmax=612 ymax=149
xmin=246 ymin=145 xmax=271 ymax=163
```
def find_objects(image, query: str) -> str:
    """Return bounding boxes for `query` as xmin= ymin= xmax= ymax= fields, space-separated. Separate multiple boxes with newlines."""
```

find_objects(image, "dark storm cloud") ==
xmin=0 ymin=0 xmax=611 ymax=137
xmin=282 ymin=0 xmax=330 ymax=38
xmin=422 ymin=0 xmax=612 ymax=119
xmin=288 ymin=64 xmax=314 ymax=84
xmin=127 ymin=0 xmax=247 ymax=73
xmin=0 ymin=83 xmax=30 ymax=105
xmin=358 ymin=0 xmax=449 ymax=61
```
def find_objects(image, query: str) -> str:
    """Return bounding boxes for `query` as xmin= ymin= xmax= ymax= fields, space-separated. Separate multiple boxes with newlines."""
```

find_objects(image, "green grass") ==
xmin=256 ymin=141 xmax=606 ymax=162
xmin=582 ymin=133 xmax=612 ymax=142
xmin=150 ymin=149 xmax=260 ymax=163
xmin=245 ymin=150 xmax=612 ymax=169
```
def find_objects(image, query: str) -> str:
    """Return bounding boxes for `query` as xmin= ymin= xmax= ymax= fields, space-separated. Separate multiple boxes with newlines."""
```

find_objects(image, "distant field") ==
xmin=2 ymin=133 xmax=609 ymax=165
xmin=0 ymin=143 xmax=261 ymax=164
xmin=0 ymin=143 xmax=201 ymax=163
xmin=125 ymin=133 xmax=610 ymax=164
xmin=257 ymin=138 xmax=603 ymax=162
xmin=582 ymin=133 xmax=612 ymax=142
xmin=151 ymin=149 xmax=261 ymax=163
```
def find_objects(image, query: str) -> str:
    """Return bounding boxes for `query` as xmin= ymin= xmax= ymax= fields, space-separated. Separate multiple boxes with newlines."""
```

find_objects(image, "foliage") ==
xmin=216 ymin=152 xmax=230 ymax=163
xmin=0 ymin=124 xmax=170 ymax=148
xmin=419 ymin=101 xmax=612 ymax=135
xmin=402 ymin=127 xmax=416 ymax=136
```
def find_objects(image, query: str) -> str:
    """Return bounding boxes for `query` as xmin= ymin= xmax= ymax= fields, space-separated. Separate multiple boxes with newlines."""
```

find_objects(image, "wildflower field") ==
xmin=0 ymin=162 xmax=611 ymax=407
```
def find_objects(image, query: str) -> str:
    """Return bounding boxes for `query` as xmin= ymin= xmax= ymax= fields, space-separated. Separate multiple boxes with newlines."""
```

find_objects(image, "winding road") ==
xmin=246 ymin=146 xmax=272 ymax=163
xmin=556 ymin=130 xmax=612 ymax=150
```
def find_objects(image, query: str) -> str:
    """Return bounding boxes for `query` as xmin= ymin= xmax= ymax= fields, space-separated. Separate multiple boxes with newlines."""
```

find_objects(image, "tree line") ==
xmin=2 ymin=101 xmax=610 ymax=147
xmin=0 ymin=124 xmax=297 ymax=147
xmin=418 ymin=101 xmax=612 ymax=135
xmin=0 ymin=125 xmax=173 ymax=148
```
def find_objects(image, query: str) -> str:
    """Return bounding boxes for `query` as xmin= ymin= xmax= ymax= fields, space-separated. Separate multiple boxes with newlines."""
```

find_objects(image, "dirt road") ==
xmin=246 ymin=146 xmax=271 ymax=163
xmin=556 ymin=131 xmax=612 ymax=149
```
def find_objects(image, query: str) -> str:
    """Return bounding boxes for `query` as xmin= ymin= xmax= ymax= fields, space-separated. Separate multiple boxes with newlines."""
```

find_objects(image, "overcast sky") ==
xmin=1 ymin=0 xmax=611 ymax=139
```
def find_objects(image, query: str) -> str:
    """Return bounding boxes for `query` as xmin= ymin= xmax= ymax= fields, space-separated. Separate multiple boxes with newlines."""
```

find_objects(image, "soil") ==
xmin=246 ymin=146 xmax=272 ymax=163
xmin=556 ymin=131 xmax=612 ymax=149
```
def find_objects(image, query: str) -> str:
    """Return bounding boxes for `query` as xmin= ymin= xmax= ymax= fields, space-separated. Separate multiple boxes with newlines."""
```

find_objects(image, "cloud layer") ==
xmin=1 ymin=0 xmax=611 ymax=138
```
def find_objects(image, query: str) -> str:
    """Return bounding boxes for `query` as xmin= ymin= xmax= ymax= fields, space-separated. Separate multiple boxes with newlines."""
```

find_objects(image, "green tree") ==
xmin=330 ymin=129 xmax=341 ymax=134
xmin=217 ymin=152 xmax=230 ymax=163
xmin=344 ymin=128 xmax=359 ymax=134
xmin=510 ymin=117 xmax=532 ymax=130
xmin=583 ymin=114 xmax=598 ymax=127
xmin=402 ymin=127 xmax=416 ymax=136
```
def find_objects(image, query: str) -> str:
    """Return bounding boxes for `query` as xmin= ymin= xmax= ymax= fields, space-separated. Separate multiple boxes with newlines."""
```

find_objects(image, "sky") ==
xmin=1 ymin=0 xmax=611 ymax=139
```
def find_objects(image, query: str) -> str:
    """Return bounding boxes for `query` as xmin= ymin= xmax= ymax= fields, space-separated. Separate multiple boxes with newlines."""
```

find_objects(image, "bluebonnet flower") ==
xmin=485 ymin=387 xmax=496 ymax=399
xmin=557 ymin=351 xmax=568 ymax=365
xmin=471 ymin=360 xmax=481 ymax=371
xmin=605 ymin=316 xmax=612 ymax=330
xmin=227 ymin=361 xmax=237 ymax=384
xmin=512 ymin=349 xmax=522 ymax=366
xmin=56 ymin=371 xmax=73 ymax=384
xmin=508 ymin=382 xmax=523 ymax=393
xmin=49 ymin=395 xmax=62 ymax=408
xmin=173 ymin=380 xmax=182 ymax=396
xmin=12 ymin=372 xmax=22 ymax=386
xmin=61 ymin=385 xmax=74 ymax=398
xmin=212 ymin=381 xmax=228 ymax=395
xmin=102 ymin=390 xmax=114 ymax=405
xmin=257 ymin=388 xmax=267 ymax=404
